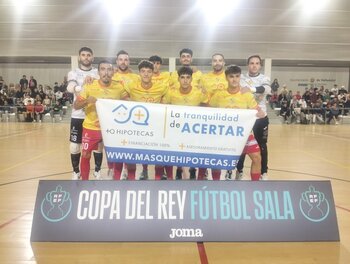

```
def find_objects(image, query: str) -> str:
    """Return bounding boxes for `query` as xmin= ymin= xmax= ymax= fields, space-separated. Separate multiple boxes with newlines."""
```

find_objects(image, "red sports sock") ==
xmin=165 ymin=166 xmax=173 ymax=180
xmin=80 ymin=156 xmax=90 ymax=180
xmin=155 ymin=167 xmax=164 ymax=180
xmin=251 ymin=172 xmax=260 ymax=181
xmin=212 ymin=170 xmax=221 ymax=181
xmin=197 ymin=168 xmax=207 ymax=180
xmin=127 ymin=164 xmax=136 ymax=180
xmin=113 ymin=163 xmax=123 ymax=180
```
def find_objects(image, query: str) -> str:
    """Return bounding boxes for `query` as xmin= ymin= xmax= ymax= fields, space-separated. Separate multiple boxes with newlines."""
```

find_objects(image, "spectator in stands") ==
xmin=295 ymin=90 xmax=302 ymax=100
xmin=327 ymin=102 xmax=340 ymax=125
xmin=25 ymin=100 xmax=35 ymax=122
xmin=43 ymin=95 xmax=51 ymax=108
xmin=271 ymin=78 xmax=279 ymax=92
xmin=53 ymin=82 xmax=60 ymax=93
xmin=23 ymin=94 xmax=34 ymax=106
xmin=343 ymin=93 xmax=350 ymax=115
xmin=34 ymin=100 xmax=45 ymax=122
xmin=28 ymin=76 xmax=37 ymax=90
xmin=310 ymin=100 xmax=325 ymax=124
xmin=51 ymin=101 xmax=63 ymax=120
xmin=269 ymin=91 xmax=279 ymax=109
xmin=0 ymin=76 xmax=5 ymax=91
xmin=279 ymin=100 xmax=291 ymax=124
xmin=55 ymin=89 xmax=63 ymax=105
xmin=300 ymin=98 xmax=310 ymax=124
xmin=290 ymin=95 xmax=302 ymax=123
xmin=19 ymin=75 xmax=28 ymax=90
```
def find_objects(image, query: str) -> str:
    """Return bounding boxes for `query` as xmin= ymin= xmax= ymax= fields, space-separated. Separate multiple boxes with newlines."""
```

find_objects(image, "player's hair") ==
xmin=149 ymin=55 xmax=162 ymax=64
xmin=225 ymin=65 xmax=241 ymax=76
xmin=116 ymin=50 xmax=129 ymax=58
xmin=98 ymin=60 xmax=113 ymax=71
xmin=79 ymin=47 xmax=93 ymax=55
xmin=247 ymin=55 xmax=262 ymax=65
xmin=179 ymin=48 xmax=193 ymax=57
xmin=177 ymin=66 xmax=193 ymax=76
xmin=138 ymin=60 xmax=154 ymax=71
xmin=212 ymin=53 xmax=225 ymax=60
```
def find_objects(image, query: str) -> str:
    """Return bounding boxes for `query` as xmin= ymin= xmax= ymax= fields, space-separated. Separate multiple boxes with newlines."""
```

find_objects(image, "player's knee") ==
xmin=70 ymin=142 xmax=81 ymax=154
xmin=249 ymin=152 xmax=261 ymax=164
xmin=82 ymin=151 xmax=91 ymax=159
xmin=96 ymin=142 xmax=103 ymax=152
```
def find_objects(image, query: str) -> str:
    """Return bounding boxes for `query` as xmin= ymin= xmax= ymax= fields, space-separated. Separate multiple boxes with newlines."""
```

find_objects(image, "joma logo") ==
xmin=169 ymin=228 xmax=203 ymax=239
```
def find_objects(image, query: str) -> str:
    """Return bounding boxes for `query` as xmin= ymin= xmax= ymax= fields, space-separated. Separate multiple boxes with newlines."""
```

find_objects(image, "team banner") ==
xmin=96 ymin=99 xmax=257 ymax=170
xmin=31 ymin=180 xmax=339 ymax=242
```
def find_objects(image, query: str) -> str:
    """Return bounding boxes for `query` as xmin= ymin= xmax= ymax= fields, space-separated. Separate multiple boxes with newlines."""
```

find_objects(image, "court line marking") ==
xmin=299 ymin=150 xmax=350 ymax=169
xmin=336 ymin=205 xmax=350 ymax=213
xmin=310 ymin=131 xmax=350 ymax=142
xmin=197 ymin=242 xmax=209 ymax=264
xmin=0 ymin=149 xmax=58 ymax=173
xmin=0 ymin=127 xmax=40 ymax=139
xmin=256 ymin=167 xmax=350 ymax=183
xmin=0 ymin=211 xmax=31 ymax=230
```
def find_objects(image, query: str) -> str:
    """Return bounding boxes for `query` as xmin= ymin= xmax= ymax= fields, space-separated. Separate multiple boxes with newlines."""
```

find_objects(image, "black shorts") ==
xmin=70 ymin=118 xmax=84 ymax=143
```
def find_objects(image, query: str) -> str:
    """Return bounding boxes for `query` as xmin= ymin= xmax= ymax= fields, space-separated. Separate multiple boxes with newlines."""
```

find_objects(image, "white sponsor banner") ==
xmin=96 ymin=99 xmax=257 ymax=169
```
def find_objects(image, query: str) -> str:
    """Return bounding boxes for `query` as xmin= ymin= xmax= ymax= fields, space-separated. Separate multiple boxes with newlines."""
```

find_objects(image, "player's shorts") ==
xmin=82 ymin=128 xmax=102 ymax=153
xmin=70 ymin=118 xmax=84 ymax=143
xmin=243 ymin=134 xmax=260 ymax=154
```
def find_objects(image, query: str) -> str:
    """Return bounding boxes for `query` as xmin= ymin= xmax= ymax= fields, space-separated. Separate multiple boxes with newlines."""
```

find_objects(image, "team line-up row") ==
xmin=67 ymin=47 xmax=271 ymax=182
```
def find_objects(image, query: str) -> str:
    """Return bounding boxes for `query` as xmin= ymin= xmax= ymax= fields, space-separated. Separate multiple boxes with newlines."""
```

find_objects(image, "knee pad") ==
xmin=70 ymin=142 xmax=81 ymax=154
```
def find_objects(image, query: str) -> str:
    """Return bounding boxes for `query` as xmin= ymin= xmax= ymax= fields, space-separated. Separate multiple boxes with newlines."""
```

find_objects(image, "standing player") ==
xmin=138 ymin=55 xmax=172 ymax=179
xmin=169 ymin=48 xmax=202 ymax=179
xmin=199 ymin=53 xmax=227 ymax=180
xmin=233 ymin=55 xmax=271 ymax=180
xmin=123 ymin=60 xmax=169 ymax=180
xmin=209 ymin=65 xmax=264 ymax=181
xmin=169 ymin=48 xmax=202 ymax=91
xmin=66 ymin=47 xmax=101 ymax=180
xmin=200 ymin=53 xmax=227 ymax=97
xmin=163 ymin=66 xmax=209 ymax=180
xmin=109 ymin=50 xmax=140 ymax=179
xmin=74 ymin=60 xmax=126 ymax=180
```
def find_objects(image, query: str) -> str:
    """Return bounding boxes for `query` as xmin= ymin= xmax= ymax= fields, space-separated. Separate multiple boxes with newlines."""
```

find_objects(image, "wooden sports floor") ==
xmin=0 ymin=122 xmax=350 ymax=264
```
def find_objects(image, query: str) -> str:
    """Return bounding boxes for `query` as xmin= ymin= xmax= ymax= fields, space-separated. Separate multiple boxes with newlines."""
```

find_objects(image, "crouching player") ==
xmin=74 ymin=60 xmax=126 ymax=180
xmin=209 ymin=65 xmax=264 ymax=181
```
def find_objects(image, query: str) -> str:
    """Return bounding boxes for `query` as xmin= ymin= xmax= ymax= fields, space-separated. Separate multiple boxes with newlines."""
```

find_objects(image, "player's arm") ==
xmin=251 ymin=77 xmax=271 ymax=95
xmin=74 ymin=87 xmax=96 ymax=110
xmin=247 ymin=94 xmax=264 ymax=117
xmin=74 ymin=95 xmax=96 ymax=110
xmin=66 ymin=71 xmax=81 ymax=93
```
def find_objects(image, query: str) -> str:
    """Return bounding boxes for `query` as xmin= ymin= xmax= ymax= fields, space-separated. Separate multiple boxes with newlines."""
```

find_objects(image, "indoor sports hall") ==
xmin=1 ymin=0 xmax=350 ymax=263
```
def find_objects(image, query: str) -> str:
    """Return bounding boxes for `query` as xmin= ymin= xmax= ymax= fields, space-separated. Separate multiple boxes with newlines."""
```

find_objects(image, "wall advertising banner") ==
xmin=31 ymin=180 xmax=339 ymax=242
xmin=96 ymin=99 xmax=257 ymax=170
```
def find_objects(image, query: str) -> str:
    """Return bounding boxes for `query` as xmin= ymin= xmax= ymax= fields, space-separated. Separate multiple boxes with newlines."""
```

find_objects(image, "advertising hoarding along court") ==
xmin=31 ymin=180 xmax=339 ymax=242
xmin=96 ymin=99 xmax=257 ymax=170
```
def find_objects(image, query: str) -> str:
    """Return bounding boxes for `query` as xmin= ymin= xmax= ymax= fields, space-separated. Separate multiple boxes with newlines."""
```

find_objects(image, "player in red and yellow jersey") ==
xmin=169 ymin=48 xmax=202 ymax=91
xmin=123 ymin=60 xmax=169 ymax=180
xmin=164 ymin=66 xmax=209 ymax=180
xmin=209 ymin=65 xmax=264 ymax=181
xmin=200 ymin=53 xmax=227 ymax=98
xmin=112 ymin=50 xmax=140 ymax=85
xmin=106 ymin=50 xmax=140 ymax=179
xmin=199 ymin=53 xmax=227 ymax=180
xmin=74 ymin=61 xmax=126 ymax=180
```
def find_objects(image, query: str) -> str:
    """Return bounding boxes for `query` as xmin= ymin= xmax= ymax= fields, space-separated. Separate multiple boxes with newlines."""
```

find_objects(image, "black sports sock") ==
xmin=93 ymin=152 xmax=103 ymax=171
xmin=71 ymin=153 xmax=81 ymax=173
